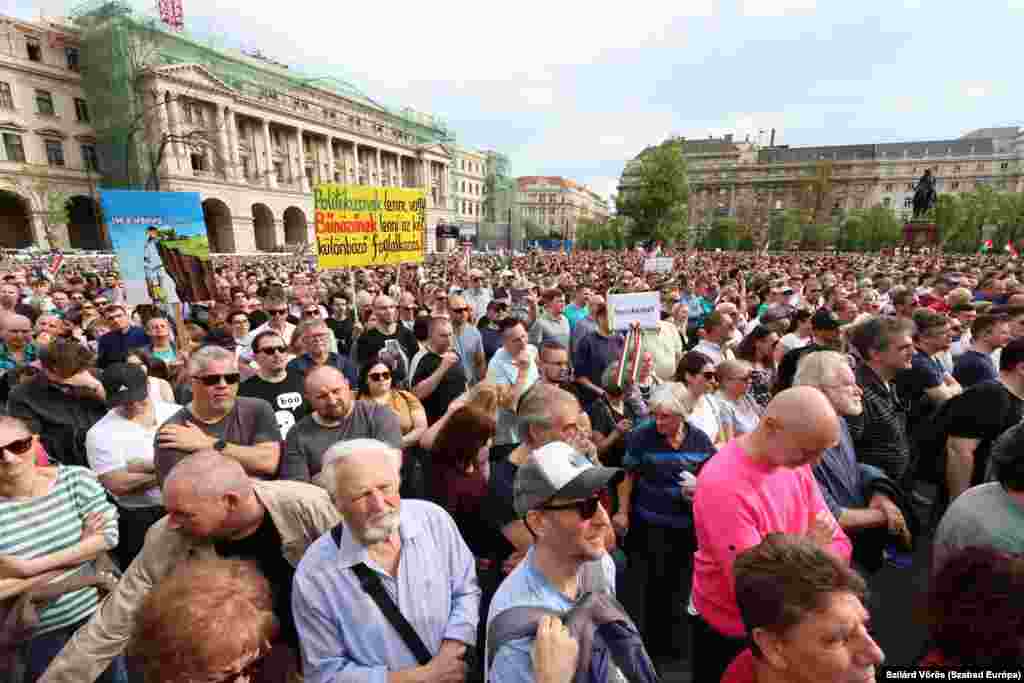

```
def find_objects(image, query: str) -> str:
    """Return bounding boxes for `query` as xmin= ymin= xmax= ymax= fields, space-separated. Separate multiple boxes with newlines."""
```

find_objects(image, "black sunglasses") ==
xmin=257 ymin=345 xmax=288 ymax=355
xmin=196 ymin=373 xmax=241 ymax=386
xmin=268 ymin=309 xmax=288 ymax=316
xmin=0 ymin=436 xmax=34 ymax=456
xmin=701 ymin=371 xmax=716 ymax=380
xmin=541 ymin=496 xmax=602 ymax=519
xmin=368 ymin=371 xmax=391 ymax=382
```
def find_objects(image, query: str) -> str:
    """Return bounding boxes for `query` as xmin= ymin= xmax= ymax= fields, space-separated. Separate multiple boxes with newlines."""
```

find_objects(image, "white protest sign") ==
xmin=643 ymin=257 xmax=674 ymax=274
xmin=609 ymin=292 xmax=661 ymax=331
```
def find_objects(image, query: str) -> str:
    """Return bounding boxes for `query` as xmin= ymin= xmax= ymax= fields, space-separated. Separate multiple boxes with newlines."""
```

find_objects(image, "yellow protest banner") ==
xmin=313 ymin=184 xmax=426 ymax=268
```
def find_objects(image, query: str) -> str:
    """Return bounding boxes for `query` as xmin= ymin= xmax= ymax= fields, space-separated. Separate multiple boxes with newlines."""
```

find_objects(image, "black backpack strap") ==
xmin=331 ymin=522 xmax=432 ymax=665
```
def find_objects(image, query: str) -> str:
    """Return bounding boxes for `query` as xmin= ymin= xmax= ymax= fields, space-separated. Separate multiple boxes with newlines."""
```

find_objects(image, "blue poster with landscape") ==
xmin=99 ymin=190 xmax=213 ymax=305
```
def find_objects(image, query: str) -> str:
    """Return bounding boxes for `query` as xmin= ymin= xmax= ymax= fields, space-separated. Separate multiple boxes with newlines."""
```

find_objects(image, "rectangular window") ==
xmin=884 ymin=183 xmax=893 ymax=192
xmin=241 ymin=156 xmax=251 ymax=177
xmin=190 ymin=152 xmax=205 ymax=172
xmin=952 ymin=181 xmax=960 ymax=190
xmin=81 ymin=143 xmax=99 ymax=171
xmin=1 ymin=133 xmax=26 ymax=162
xmin=1001 ymin=162 xmax=1009 ymax=170
xmin=65 ymin=46 xmax=80 ymax=72
xmin=183 ymin=102 xmax=193 ymax=124
xmin=26 ymin=39 xmax=41 ymax=62
xmin=45 ymin=139 xmax=65 ymax=166
xmin=35 ymin=90 xmax=55 ymax=116
xmin=74 ymin=98 xmax=89 ymax=123
xmin=274 ymin=161 xmax=285 ymax=183
xmin=0 ymin=83 xmax=12 ymax=110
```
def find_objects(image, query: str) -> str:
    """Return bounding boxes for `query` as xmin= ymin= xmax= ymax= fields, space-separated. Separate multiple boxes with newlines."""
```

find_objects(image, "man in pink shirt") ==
xmin=690 ymin=386 xmax=853 ymax=682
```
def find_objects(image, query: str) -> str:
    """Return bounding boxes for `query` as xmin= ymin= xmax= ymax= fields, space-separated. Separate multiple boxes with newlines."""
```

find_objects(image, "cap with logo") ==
xmin=514 ymin=441 xmax=623 ymax=517
xmin=101 ymin=362 xmax=149 ymax=407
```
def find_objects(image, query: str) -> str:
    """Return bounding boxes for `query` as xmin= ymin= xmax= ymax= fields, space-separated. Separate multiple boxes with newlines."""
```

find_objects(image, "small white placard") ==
xmin=643 ymin=257 xmax=674 ymax=273
xmin=609 ymin=292 xmax=661 ymax=331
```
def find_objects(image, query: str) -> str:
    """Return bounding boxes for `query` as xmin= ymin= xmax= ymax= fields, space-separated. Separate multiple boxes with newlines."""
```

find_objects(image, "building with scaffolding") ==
xmin=2 ymin=1 xmax=467 ymax=252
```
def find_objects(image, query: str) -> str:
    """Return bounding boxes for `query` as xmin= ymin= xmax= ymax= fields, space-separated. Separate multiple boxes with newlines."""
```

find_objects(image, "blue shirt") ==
xmin=287 ymin=352 xmax=358 ymax=387
xmin=0 ymin=341 xmax=36 ymax=371
xmin=292 ymin=499 xmax=481 ymax=683
xmin=486 ymin=549 xmax=616 ymax=683
xmin=564 ymin=303 xmax=589 ymax=331
xmin=623 ymin=420 xmax=716 ymax=528
xmin=96 ymin=326 xmax=149 ymax=368
xmin=487 ymin=346 xmax=539 ymax=446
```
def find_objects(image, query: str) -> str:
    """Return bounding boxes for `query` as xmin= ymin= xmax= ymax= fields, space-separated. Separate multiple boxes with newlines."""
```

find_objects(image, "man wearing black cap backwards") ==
xmin=486 ymin=441 xmax=655 ymax=682
xmin=773 ymin=308 xmax=844 ymax=395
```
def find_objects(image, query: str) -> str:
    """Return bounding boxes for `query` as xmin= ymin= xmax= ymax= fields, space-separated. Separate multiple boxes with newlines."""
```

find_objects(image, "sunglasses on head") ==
xmin=0 ymin=436 xmax=33 ymax=456
xmin=368 ymin=371 xmax=391 ymax=382
xmin=257 ymin=345 xmax=287 ymax=355
xmin=196 ymin=373 xmax=241 ymax=386
xmin=542 ymin=496 xmax=602 ymax=519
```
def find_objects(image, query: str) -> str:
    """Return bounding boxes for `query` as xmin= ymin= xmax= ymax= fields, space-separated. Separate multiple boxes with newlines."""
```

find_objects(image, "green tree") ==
xmin=616 ymin=140 xmax=689 ymax=245
xmin=705 ymin=217 xmax=739 ymax=250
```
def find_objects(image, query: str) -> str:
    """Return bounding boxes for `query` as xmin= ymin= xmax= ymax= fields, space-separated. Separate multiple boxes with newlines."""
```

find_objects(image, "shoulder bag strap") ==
xmin=331 ymin=523 xmax=433 ymax=665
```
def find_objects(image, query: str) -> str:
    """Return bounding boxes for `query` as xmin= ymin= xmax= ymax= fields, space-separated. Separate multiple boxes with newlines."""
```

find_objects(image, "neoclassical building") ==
xmin=516 ymin=175 xmax=610 ymax=241
xmin=1 ymin=8 xmax=459 ymax=253
xmin=620 ymin=129 xmax=1024 ymax=241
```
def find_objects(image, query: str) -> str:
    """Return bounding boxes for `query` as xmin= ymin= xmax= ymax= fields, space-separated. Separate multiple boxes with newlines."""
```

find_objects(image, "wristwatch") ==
xmin=213 ymin=438 xmax=227 ymax=452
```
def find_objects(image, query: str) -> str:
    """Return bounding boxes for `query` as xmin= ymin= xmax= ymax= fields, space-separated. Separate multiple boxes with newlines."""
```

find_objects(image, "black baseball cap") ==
xmin=811 ymin=309 xmax=841 ymax=331
xmin=101 ymin=363 xmax=149 ymax=407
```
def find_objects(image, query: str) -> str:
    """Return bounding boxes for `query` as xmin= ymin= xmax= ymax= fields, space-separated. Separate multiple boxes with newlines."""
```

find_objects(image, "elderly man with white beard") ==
xmin=292 ymin=439 xmax=481 ymax=683
xmin=793 ymin=351 xmax=914 ymax=572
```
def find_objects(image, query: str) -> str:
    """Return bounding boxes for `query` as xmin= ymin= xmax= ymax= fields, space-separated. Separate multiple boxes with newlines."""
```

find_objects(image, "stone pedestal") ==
xmin=903 ymin=222 xmax=938 ymax=248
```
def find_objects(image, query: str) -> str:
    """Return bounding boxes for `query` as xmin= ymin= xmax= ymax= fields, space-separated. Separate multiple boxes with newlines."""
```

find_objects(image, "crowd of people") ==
xmin=0 ymin=245 xmax=1022 ymax=683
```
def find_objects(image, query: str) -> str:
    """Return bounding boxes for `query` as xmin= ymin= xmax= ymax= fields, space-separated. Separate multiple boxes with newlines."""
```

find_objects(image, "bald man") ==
xmin=280 ymin=366 xmax=402 ymax=484
xmin=689 ymin=387 xmax=853 ymax=683
xmin=0 ymin=312 xmax=36 ymax=371
xmin=40 ymin=452 xmax=339 ymax=683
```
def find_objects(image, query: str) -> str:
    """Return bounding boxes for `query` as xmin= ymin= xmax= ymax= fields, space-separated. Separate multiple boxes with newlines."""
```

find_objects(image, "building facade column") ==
xmin=325 ymin=136 xmax=335 ymax=184
xmin=353 ymin=142 xmax=361 ymax=184
xmin=297 ymin=127 xmax=310 ymax=193
xmin=215 ymin=106 xmax=232 ymax=181
xmin=165 ymin=90 xmax=184 ymax=172
xmin=375 ymin=147 xmax=382 ymax=185
xmin=155 ymin=91 xmax=175 ymax=174
xmin=262 ymin=120 xmax=278 ymax=189
xmin=226 ymin=109 xmax=241 ymax=180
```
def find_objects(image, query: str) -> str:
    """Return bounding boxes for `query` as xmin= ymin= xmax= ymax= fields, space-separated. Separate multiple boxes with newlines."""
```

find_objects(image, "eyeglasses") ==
xmin=268 ymin=309 xmax=288 ymax=316
xmin=196 ymin=373 xmax=241 ymax=386
xmin=700 ymin=371 xmax=716 ymax=380
xmin=257 ymin=345 xmax=288 ymax=355
xmin=0 ymin=436 xmax=33 ymax=456
xmin=368 ymin=371 xmax=391 ymax=382
xmin=450 ymin=307 xmax=469 ymax=313
xmin=303 ymin=309 xmax=320 ymax=316
xmin=541 ymin=496 xmax=602 ymax=520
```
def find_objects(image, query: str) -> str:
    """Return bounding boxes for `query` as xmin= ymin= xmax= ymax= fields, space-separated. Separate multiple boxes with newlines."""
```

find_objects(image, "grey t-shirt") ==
xmin=153 ymin=397 xmax=281 ymax=486
xmin=933 ymin=482 xmax=1024 ymax=573
xmin=529 ymin=314 xmax=570 ymax=350
xmin=280 ymin=400 xmax=402 ymax=482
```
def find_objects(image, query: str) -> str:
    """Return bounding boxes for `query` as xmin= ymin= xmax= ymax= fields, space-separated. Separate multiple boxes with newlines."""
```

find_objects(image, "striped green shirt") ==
xmin=0 ymin=466 xmax=118 ymax=635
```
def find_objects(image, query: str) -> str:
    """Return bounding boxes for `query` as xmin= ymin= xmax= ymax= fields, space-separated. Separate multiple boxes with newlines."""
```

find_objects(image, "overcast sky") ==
xmin=14 ymin=0 xmax=1024 ymax=202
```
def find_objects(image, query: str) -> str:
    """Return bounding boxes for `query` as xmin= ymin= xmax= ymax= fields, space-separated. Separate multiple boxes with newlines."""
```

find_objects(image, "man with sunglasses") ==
xmin=242 ymin=293 xmax=295 ymax=357
xmin=449 ymin=294 xmax=486 ymax=385
xmin=239 ymin=330 xmax=309 ymax=440
xmin=487 ymin=440 xmax=629 ymax=683
xmin=154 ymin=345 xmax=282 ymax=486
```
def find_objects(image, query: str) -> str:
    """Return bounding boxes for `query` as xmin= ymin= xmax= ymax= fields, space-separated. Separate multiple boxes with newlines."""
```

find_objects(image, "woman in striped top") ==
xmin=0 ymin=416 xmax=125 ymax=683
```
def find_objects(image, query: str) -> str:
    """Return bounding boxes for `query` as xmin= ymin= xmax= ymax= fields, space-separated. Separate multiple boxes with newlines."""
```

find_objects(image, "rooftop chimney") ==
xmin=770 ymin=128 xmax=776 ymax=147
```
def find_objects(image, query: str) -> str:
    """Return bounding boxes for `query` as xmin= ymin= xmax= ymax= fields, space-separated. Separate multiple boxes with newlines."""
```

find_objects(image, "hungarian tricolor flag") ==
xmin=1007 ymin=241 xmax=1019 ymax=257
xmin=981 ymin=239 xmax=993 ymax=253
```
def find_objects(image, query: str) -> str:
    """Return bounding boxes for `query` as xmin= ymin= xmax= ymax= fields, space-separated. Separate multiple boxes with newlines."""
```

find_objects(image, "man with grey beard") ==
xmin=292 ymin=439 xmax=480 ymax=683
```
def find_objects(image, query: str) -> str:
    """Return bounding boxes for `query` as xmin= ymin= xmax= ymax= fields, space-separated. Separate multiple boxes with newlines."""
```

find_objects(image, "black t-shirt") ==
xmin=325 ymin=317 xmax=354 ymax=356
xmin=238 ymin=370 xmax=309 ymax=439
xmin=927 ymin=380 xmax=1024 ymax=486
xmin=354 ymin=325 xmax=419 ymax=370
xmin=215 ymin=513 xmax=298 ymax=648
xmin=894 ymin=349 xmax=945 ymax=431
xmin=248 ymin=310 xmax=269 ymax=329
xmin=953 ymin=350 xmax=998 ymax=389
xmin=411 ymin=350 xmax=468 ymax=423
xmin=774 ymin=342 xmax=827 ymax=394
xmin=482 ymin=458 xmax=519 ymax=566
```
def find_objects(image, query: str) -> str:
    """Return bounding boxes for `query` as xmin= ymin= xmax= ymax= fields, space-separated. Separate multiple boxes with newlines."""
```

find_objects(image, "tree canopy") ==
xmin=616 ymin=141 xmax=689 ymax=245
